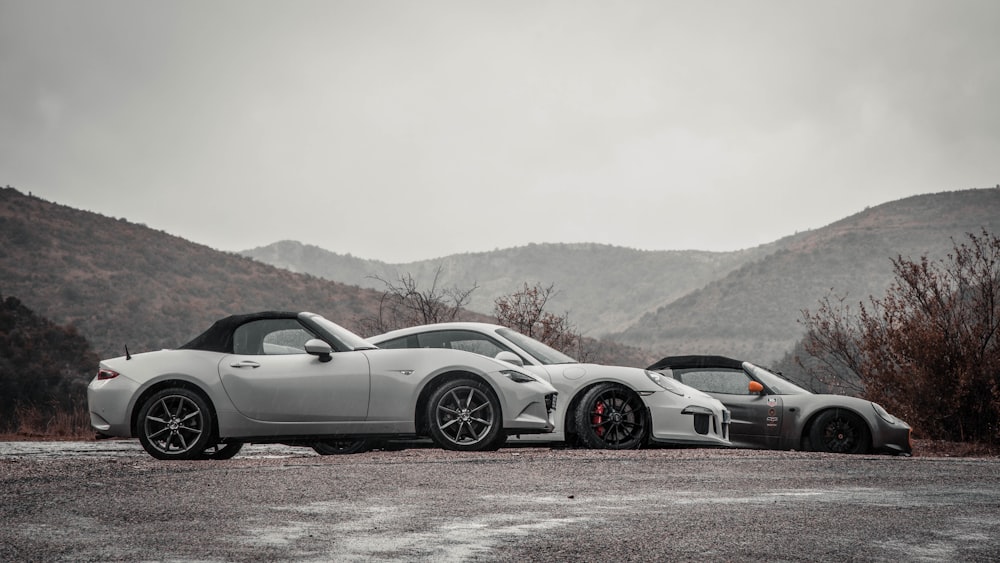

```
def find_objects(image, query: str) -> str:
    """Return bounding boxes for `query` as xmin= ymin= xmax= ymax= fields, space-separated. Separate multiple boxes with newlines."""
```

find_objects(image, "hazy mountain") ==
xmin=5 ymin=184 xmax=999 ymax=368
xmin=243 ymin=187 xmax=1000 ymax=363
xmin=613 ymin=187 xmax=1000 ymax=362
xmin=0 ymin=187 xmax=387 ymax=359
xmin=242 ymin=242 xmax=775 ymax=337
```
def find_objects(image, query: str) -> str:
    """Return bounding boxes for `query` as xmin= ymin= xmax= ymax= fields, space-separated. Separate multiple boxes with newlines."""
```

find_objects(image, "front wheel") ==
xmin=312 ymin=438 xmax=376 ymax=455
xmin=136 ymin=388 xmax=214 ymax=460
xmin=809 ymin=409 xmax=871 ymax=454
xmin=573 ymin=383 xmax=648 ymax=450
xmin=426 ymin=378 xmax=503 ymax=451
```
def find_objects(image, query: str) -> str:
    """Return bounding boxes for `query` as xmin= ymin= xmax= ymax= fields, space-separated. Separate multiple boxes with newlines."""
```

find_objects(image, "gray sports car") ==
xmin=88 ymin=311 xmax=557 ymax=460
xmin=647 ymin=355 xmax=912 ymax=455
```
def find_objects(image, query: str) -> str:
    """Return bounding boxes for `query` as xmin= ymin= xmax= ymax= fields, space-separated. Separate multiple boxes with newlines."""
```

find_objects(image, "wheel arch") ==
xmin=414 ymin=370 xmax=501 ymax=436
xmin=563 ymin=380 xmax=647 ymax=441
xmin=129 ymin=379 xmax=219 ymax=439
xmin=800 ymin=406 xmax=873 ymax=451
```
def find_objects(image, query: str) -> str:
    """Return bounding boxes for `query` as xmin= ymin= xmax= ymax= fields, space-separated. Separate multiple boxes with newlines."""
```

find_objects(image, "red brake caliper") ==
xmin=592 ymin=401 xmax=606 ymax=437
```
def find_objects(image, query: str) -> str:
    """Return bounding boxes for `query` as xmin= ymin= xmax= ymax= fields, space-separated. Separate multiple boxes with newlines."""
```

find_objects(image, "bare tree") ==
xmin=361 ymin=265 xmax=478 ymax=335
xmin=795 ymin=291 xmax=868 ymax=396
xmin=800 ymin=229 xmax=1000 ymax=443
xmin=494 ymin=282 xmax=580 ymax=353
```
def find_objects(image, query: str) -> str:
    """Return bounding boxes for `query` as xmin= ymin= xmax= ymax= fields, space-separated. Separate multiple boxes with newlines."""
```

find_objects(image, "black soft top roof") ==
xmin=178 ymin=311 xmax=300 ymax=353
xmin=647 ymin=355 xmax=744 ymax=371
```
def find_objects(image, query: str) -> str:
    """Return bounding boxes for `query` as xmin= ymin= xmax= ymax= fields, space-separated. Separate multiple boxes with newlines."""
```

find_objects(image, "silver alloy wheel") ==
xmin=434 ymin=386 xmax=496 ymax=446
xmin=143 ymin=394 xmax=206 ymax=456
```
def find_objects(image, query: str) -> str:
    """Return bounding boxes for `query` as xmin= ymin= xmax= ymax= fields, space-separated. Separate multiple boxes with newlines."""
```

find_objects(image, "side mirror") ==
xmin=495 ymin=351 xmax=524 ymax=367
xmin=748 ymin=381 xmax=764 ymax=394
xmin=305 ymin=339 xmax=333 ymax=363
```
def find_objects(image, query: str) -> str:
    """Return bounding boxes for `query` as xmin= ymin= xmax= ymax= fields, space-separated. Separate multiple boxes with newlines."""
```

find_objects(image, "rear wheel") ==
xmin=426 ymin=378 xmax=503 ymax=451
xmin=574 ymin=383 xmax=648 ymax=450
xmin=312 ymin=438 xmax=375 ymax=455
xmin=809 ymin=409 xmax=871 ymax=454
xmin=136 ymin=388 xmax=214 ymax=460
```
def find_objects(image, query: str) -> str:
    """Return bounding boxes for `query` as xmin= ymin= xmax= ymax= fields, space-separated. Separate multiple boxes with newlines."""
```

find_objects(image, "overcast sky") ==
xmin=3 ymin=1 xmax=999 ymax=263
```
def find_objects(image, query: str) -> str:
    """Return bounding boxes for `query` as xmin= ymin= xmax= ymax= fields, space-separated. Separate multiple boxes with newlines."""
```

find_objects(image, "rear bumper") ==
xmin=87 ymin=375 xmax=140 ymax=438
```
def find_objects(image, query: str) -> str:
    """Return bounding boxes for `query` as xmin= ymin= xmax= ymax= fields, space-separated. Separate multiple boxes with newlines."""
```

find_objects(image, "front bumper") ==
xmin=873 ymin=421 xmax=913 ymax=456
xmin=503 ymin=388 xmax=558 ymax=435
xmin=645 ymin=392 xmax=732 ymax=447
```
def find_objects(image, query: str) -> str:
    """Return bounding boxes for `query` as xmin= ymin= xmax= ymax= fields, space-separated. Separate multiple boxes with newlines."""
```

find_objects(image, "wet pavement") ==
xmin=2 ymin=441 xmax=999 ymax=561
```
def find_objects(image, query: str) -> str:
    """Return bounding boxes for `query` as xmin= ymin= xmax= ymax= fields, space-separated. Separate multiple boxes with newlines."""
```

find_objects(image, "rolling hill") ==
xmin=4 ymin=184 xmax=999 ymax=367
xmin=0 ymin=187 xmax=388 ymax=360
xmin=613 ymin=187 xmax=1000 ymax=361
xmin=243 ymin=187 xmax=1000 ymax=362
xmin=241 ymin=241 xmax=775 ymax=337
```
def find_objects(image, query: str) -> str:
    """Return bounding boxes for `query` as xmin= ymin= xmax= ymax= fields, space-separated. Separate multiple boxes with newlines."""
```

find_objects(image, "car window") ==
xmin=416 ymin=330 xmax=518 ymax=360
xmin=676 ymin=368 xmax=752 ymax=395
xmin=234 ymin=319 xmax=316 ymax=355
xmin=496 ymin=327 xmax=576 ymax=365
xmin=420 ymin=330 xmax=512 ymax=358
xmin=376 ymin=335 xmax=418 ymax=350
xmin=375 ymin=330 xmax=526 ymax=362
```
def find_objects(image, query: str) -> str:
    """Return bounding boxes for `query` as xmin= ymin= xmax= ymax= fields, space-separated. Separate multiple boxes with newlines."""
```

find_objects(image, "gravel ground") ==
xmin=2 ymin=441 xmax=1000 ymax=562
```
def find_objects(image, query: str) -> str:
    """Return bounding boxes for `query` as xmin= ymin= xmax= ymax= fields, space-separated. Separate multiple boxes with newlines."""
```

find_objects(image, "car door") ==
xmin=674 ymin=367 xmax=782 ymax=448
xmin=218 ymin=318 xmax=371 ymax=422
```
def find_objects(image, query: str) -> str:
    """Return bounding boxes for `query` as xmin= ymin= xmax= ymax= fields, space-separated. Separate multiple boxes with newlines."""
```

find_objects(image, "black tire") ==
xmin=198 ymin=440 xmax=244 ymax=460
xmin=426 ymin=378 xmax=503 ymax=451
xmin=312 ymin=438 xmax=376 ymax=455
xmin=573 ymin=383 xmax=648 ymax=450
xmin=482 ymin=432 xmax=508 ymax=451
xmin=136 ymin=387 xmax=214 ymax=460
xmin=809 ymin=409 xmax=872 ymax=454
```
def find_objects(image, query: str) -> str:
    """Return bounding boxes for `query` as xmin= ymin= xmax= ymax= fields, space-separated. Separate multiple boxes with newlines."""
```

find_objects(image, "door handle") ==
xmin=230 ymin=360 xmax=261 ymax=369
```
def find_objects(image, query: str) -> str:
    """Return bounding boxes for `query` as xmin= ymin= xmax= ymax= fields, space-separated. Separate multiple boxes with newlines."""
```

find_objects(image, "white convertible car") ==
xmin=370 ymin=323 xmax=731 ymax=450
xmin=88 ymin=312 xmax=557 ymax=460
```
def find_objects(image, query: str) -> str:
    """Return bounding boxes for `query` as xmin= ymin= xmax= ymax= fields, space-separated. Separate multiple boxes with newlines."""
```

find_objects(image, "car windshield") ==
xmin=310 ymin=316 xmax=378 ymax=351
xmin=497 ymin=327 xmax=577 ymax=365
xmin=744 ymin=362 xmax=811 ymax=395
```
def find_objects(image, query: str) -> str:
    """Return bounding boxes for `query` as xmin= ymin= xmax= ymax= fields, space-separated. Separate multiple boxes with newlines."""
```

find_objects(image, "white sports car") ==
xmin=370 ymin=323 xmax=731 ymax=450
xmin=88 ymin=312 xmax=557 ymax=460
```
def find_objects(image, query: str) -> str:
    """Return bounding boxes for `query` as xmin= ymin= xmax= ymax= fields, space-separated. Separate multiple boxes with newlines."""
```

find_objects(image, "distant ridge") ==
xmin=0 ymin=187 xmax=386 ymax=359
xmin=243 ymin=187 xmax=1000 ymax=362
xmin=4 ymin=184 xmax=999 ymax=365
xmin=242 ymin=242 xmax=774 ymax=336
xmin=614 ymin=187 xmax=1000 ymax=361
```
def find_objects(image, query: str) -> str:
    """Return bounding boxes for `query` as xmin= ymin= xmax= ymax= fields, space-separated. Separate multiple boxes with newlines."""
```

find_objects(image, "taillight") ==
xmin=97 ymin=368 xmax=120 ymax=380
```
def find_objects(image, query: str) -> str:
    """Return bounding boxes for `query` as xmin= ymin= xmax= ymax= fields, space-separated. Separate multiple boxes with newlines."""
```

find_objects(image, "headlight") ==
xmin=872 ymin=403 xmax=896 ymax=424
xmin=502 ymin=369 xmax=539 ymax=384
xmin=645 ymin=370 xmax=685 ymax=396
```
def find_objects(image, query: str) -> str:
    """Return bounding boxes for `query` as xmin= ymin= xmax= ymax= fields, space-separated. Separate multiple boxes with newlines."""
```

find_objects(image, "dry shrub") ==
xmin=8 ymin=401 xmax=93 ymax=440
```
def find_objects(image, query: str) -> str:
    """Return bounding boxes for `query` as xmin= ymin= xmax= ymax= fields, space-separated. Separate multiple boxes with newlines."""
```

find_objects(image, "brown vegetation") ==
xmin=2 ymin=403 xmax=92 ymax=440
xmin=800 ymin=230 xmax=1000 ymax=445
